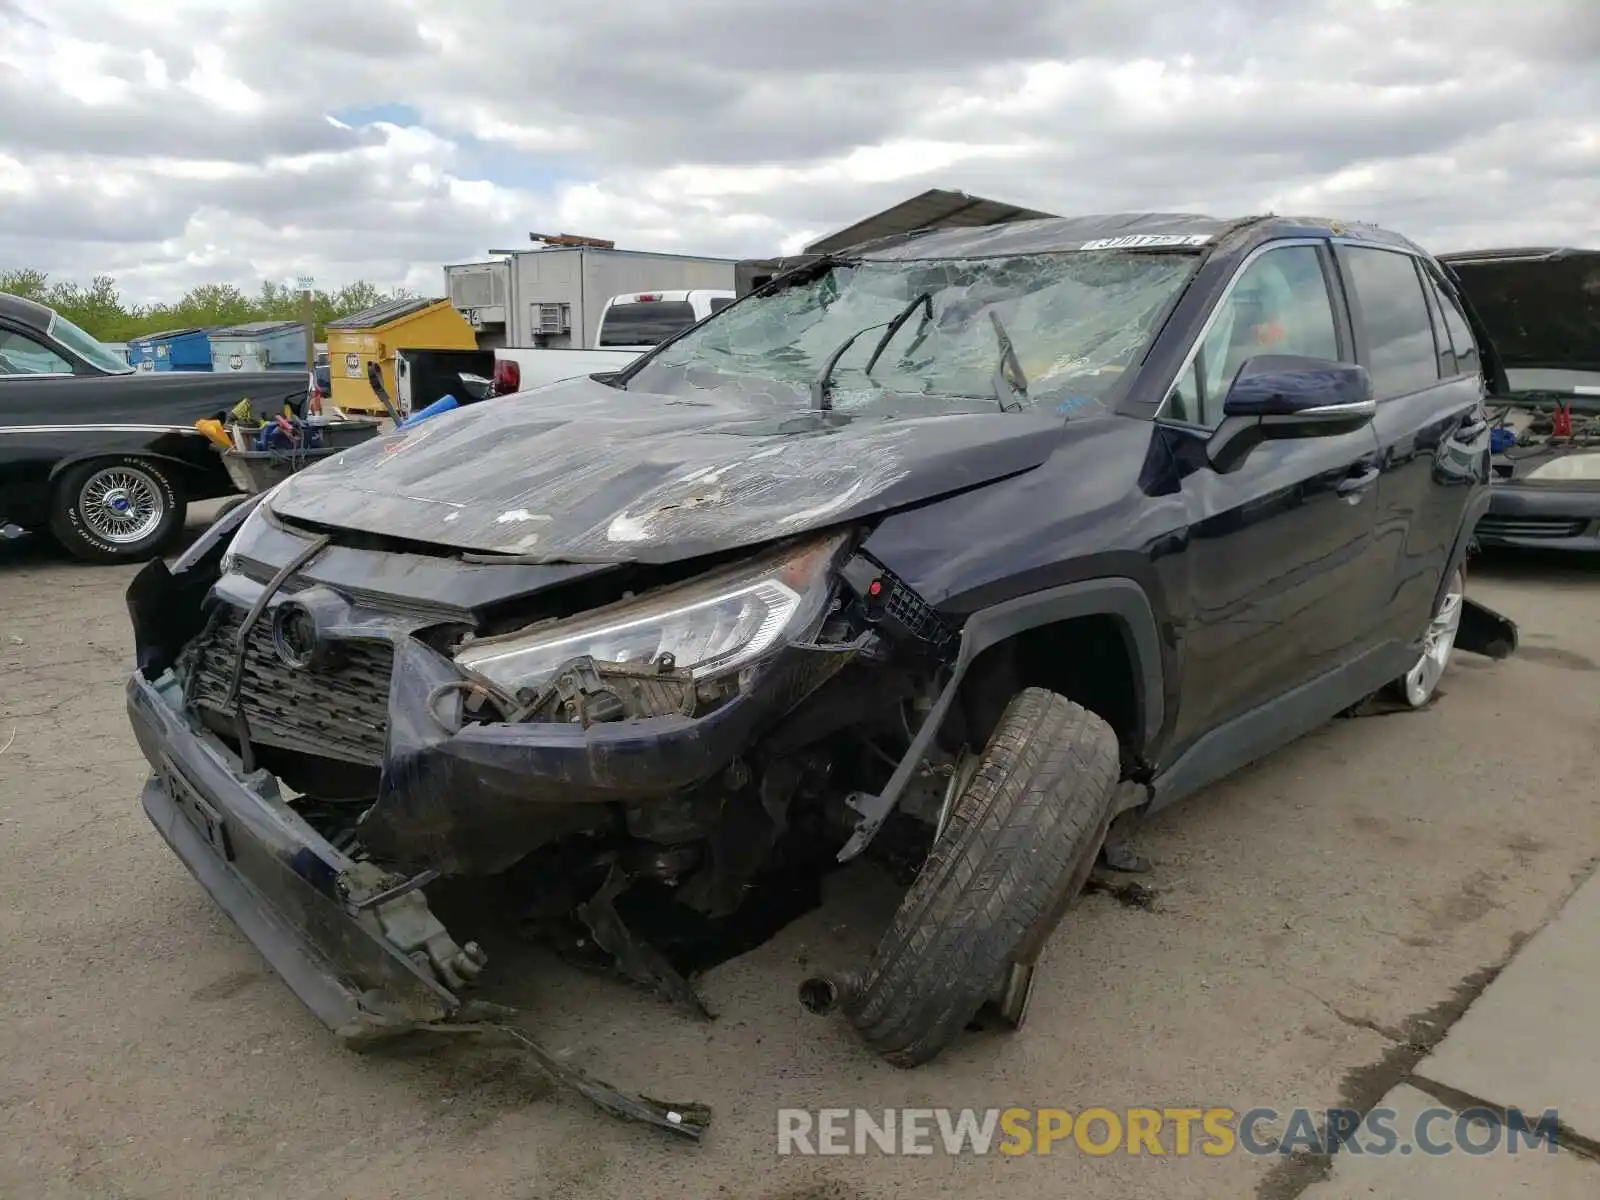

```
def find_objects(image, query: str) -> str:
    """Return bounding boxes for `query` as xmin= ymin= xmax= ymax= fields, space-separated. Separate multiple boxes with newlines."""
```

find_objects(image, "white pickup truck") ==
xmin=491 ymin=288 xmax=733 ymax=395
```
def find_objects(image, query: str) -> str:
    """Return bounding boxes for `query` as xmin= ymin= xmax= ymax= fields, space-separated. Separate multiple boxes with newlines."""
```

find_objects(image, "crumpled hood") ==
xmin=1442 ymin=247 xmax=1600 ymax=372
xmin=267 ymin=376 xmax=1073 ymax=563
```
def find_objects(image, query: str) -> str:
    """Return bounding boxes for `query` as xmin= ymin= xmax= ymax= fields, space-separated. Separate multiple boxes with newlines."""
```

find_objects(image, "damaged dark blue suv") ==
xmin=125 ymin=212 xmax=1519 ymax=1139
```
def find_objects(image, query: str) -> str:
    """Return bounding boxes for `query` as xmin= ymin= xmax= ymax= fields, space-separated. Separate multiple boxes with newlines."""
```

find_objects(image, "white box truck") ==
xmin=446 ymin=238 xmax=739 ymax=395
xmin=445 ymin=238 xmax=738 ymax=351
xmin=486 ymin=288 xmax=735 ymax=396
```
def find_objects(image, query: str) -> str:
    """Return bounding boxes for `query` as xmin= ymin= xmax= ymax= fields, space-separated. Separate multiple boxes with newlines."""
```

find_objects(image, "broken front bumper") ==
xmin=128 ymin=669 xmax=714 ymax=1138
xmin=128 ymin=669 xmax=470 ymax=1042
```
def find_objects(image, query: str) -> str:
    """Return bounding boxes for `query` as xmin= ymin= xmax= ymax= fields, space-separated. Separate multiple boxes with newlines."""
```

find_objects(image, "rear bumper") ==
xmin=128 ymin=671 xmax=467 ymax=1042
xmin=1477 ymin=484 xmax=1600 ymax=550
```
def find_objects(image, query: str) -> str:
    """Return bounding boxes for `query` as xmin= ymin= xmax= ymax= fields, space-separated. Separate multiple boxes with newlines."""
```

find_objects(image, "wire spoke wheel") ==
xmin=77 ymin=465 xmax=166 ymax=545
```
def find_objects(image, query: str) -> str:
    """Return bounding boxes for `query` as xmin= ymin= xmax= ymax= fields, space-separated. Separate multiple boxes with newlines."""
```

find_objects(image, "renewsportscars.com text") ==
xmin=776 ymin=1105 xmax=1564 ymax=1157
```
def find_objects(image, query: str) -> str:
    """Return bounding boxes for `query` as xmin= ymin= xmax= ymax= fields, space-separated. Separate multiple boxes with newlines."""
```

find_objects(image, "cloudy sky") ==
xmin=1 ymin=0 xmax=1595 ymax=303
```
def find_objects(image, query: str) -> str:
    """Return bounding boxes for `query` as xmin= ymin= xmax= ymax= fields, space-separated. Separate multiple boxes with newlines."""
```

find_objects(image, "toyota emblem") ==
xmin=271 ymin=603 xmax=320 ymax=669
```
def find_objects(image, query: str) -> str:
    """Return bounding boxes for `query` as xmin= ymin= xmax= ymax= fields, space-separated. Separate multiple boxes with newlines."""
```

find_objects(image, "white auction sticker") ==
xmin=1079 ymin=234 xmax=1213 ymax=250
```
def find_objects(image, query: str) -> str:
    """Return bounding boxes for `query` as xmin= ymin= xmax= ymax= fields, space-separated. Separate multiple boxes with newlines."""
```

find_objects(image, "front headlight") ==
xmin=1524 ymin=453 xmax=1600 ymax=483
xmin=454 ymin=531 xmax=849 ymax=693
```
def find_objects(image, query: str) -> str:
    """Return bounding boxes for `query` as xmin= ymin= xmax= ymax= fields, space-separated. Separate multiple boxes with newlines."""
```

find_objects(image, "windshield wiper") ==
xmin=810 ymin=328 xmax=870 ymax=410
xmin=988 ymin=311 xmax=1029 ymax=412
xmin=863 ymin=292 xmax=933 ymax=377
xmin=810 ymin=321 xmax=893 ymax=410
xmin=810 ymin=292 xmax=936 ymax=411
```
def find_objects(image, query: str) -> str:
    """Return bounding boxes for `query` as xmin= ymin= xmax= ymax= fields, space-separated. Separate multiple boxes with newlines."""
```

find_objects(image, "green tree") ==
xmin=0 ymin=269 xmax=421 ymax=342
xmin=0 ymin=268 xmax=49 ymax=302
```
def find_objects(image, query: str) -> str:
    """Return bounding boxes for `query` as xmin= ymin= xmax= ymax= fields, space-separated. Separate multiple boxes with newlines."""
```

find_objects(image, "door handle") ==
xmin=1337 ymin=464 xmax=1381 ymax=497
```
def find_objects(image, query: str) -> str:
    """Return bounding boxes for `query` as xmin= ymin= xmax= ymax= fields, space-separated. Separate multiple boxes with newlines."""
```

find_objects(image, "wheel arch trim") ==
xmin=953 ymin=576 xmax=1165 ymax=752
xmin=48 ymin=449 xmax=198 ymax=488
xmin=836 ymin=576 xmax=1165 ymax=862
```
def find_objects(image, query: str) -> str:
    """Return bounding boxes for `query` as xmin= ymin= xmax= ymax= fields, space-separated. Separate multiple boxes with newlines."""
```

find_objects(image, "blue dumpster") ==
xmin=127 ymin=327 xmax=213 ymax=372
xmin=209 ymin=321 xmax=309 ymax=373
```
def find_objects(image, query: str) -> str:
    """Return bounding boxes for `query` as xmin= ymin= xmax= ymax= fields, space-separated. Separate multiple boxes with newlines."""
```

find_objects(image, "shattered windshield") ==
xmin=627 ymin=251 xmax=1199 ymax=411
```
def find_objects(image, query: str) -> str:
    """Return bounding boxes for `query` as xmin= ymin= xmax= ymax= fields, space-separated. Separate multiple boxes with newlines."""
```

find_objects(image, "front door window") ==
xmin=0 ymin=329 xmax=73 ymax=376
xmin=1167 ymin=244 xmax=1341 ymax=428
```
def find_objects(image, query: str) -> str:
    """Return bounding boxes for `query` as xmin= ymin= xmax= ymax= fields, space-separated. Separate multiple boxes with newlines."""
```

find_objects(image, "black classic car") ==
xmin=0 ymin=293 xmax=312 ymax=563
xmin=1441 ymin=247 xmax=1600 ymax=551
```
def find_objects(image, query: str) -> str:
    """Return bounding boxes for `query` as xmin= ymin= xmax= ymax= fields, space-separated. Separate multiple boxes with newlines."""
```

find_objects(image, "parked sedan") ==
xmin=0 ymin=292 xmax=312 ymax=563
xmin=1443 ymin=247 xmax=1600 ymax=551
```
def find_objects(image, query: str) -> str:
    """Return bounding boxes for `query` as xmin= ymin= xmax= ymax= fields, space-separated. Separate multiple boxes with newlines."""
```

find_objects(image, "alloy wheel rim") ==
xmin=1404 ymin=568 xmax=1464 ymax=706
xmin=79 ymin=466 xmax=164 ymax=544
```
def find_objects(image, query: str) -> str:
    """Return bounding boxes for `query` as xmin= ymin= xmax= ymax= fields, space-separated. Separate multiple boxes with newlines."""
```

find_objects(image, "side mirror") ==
xmin=1208 ymin=355 xmax=1375 ymax=472
xmin=1221 ymin=354 xmax=1375 ymax=422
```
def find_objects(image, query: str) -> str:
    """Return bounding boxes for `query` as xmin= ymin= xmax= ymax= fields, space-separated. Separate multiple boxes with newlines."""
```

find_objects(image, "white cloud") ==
xmin=0 ymin=0 xmax=1596 ymax=303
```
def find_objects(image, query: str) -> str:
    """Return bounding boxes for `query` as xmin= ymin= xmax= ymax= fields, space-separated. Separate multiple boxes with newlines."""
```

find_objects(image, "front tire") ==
xmin=845 ymin=687 xmax=1121 ymax=1067
xmin=1388 ymin=564 xmax=1465 ymax=708
xmin=48 ymin=457 xmax=186 ymax=565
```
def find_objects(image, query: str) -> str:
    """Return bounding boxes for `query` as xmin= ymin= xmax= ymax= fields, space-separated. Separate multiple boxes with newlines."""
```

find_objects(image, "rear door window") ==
xmin=599 ymin=301 xmax=698 ymax=346
xmin=709 ymin=296 xmax=734 ymax=314
xmin=1418 ymin=276 xmax=1456 ymax=378
xmin=1342 ymin=247 xmax=1440 ymax=398
xmin=1427 ymin=276 xmax=1482 ymax=378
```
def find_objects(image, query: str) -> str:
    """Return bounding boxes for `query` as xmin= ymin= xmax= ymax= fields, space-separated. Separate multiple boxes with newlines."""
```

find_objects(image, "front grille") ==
xmin=184 ymin=605 xmax=395 ymax=765
xmin=1477 ymin=516 xmax=1588 ymax=540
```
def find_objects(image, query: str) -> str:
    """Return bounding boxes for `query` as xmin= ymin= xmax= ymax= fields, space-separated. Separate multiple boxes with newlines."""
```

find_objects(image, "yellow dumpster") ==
xmin=325 ymin=298 xmax=478 ymax=415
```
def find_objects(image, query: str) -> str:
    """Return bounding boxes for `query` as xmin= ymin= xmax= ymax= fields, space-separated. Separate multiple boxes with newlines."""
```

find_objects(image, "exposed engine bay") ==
xmin=1488 ymin=395 xmax=1600 ymax=484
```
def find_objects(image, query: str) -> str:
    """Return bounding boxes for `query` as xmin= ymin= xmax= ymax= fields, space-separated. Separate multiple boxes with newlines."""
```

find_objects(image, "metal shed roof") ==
xmin=324 ymin=296 xmax=445 ymax=330
xmin=802 ymin=188 xmax=1059 ymax=255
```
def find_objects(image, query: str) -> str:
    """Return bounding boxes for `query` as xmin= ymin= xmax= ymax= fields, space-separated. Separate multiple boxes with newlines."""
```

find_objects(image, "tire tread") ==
xmin=846 ymin=687 xmax=1120 ymax=1067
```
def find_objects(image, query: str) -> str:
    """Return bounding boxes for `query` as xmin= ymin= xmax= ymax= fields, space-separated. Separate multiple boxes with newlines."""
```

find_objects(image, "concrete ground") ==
xmin=2 ymin=510 xmax=1597 ymax=1199
xmin=1302 ymin=861 xmax=1600 ymax=1198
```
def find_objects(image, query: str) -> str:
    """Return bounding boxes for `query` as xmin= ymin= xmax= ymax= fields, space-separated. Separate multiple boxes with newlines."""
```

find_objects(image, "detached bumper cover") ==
xmin=129 ymin=670 xmax=713 ymax=1140
xmin=1477 ymin=483 xmax=1600 ymax=550
xmin=128 ymin=671 xmax=463 ymax=1042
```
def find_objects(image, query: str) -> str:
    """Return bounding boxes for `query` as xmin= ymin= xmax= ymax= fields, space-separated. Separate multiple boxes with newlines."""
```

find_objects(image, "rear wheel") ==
xmin=49 ymin=457 xmax=186 ymax=565
xmin=845 ymin=687 xmax=1121 ymax=1067
xmin=1388 ymin=564 xmax=1465 ymax=708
